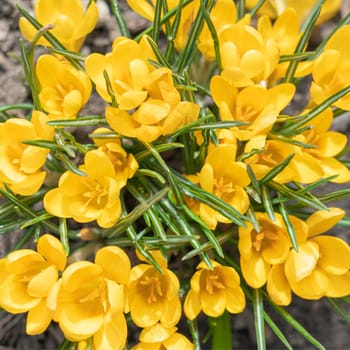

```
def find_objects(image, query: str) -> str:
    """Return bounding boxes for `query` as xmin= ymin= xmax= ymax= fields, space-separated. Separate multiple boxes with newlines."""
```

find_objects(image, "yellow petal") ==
xmin=184 ymin=290 xmax=201 ymax=320
xmin=119 ymin=90 xmax=148 ymax=110
xmin=312 ymin=236 xmax=350 ymax=275
xmin=62 ymin=89 xmax=83 ymax=118
xmin=288 ymin=267 xmax=328 ymax=300
xmin=163 ymin=332 xmax=194 ymax=350
xmin=27 ymin=264 xmax=58 ymax=298
xmin=325 ymin=272 xmax=350 ymax=298
xmin=320 ymin=157 xmax=350 ymax=183
xmin=140 ymin=323 xmax=176 ymax=343
xmin=306 ymin=207 xmax=345 ymax=237
xmin=267 ymin=264 xmax=291 ymax=306
xmin=240 ymin=253 xmax=269 ymax=288
xmin=225 ymin=287 xmax=246 ymax=313
xmin=130 ymin=294 xmax=162 ymax=327
xmin=210 ymin=75 xmax=237 ymax=111
xmin=85 ymin=149 xmax=115 ymax=178
xmin=37 ymin=234 xmax=67 ymax=271
xmin=126 ymin=0 xmax=155 ymax=21
xmin=0 ymin=276 xmax=41 ymax=313
xmin=201 ymin=289 xmax=226 ymax=317
xmin=93 ymin=312 xmax=127 ymax=350
xmin=58 ymin=302 xmax=104 ymax=341
xmin=106 ymin=106 xmax=138 ymax=138
xmin=95 ymin=246 xmax=131 ymax=285
xmin=6 ymin=250 xmax=45 ymax=274
xmin=10 ymin=171 xmax=47 ymax=196
xmin=284 ymin=242 xmax=319 ymax=282
xmin=26 ymin=298 xmax=52 ymax=335
xmin=316 ymin=131 xmax=347 ymax=158
xmin=44 ymin=188 xmax=72 ymax=218
xmin=160 ymin=297 xmax=182 ymax=328
xmin=61 ymin=261 xmax=103 ymax=292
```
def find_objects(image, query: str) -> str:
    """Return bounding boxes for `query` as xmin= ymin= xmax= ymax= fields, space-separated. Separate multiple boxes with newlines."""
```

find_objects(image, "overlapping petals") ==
xmin=44 ymin=149 xmax=124 ymax=228
xmin=127 ymin=251 xmax=182 ymax=328
xmin=131 ymin=323 xmax=194 ymax=350
xmin=51 ymin=246 xmax=130 ymax=349
xmin=0 ymin=111 xmax=54 ymax=195
xmin=19 ymin=0 xmax=99 ymax=51
xmin=184 ymin=260 xmax=245 ymax=320
xmin=0 ymin=234 xmax=66 ymax=334
xmin=187 ymin=144 xmax=250 ymax=229
xmin=310 ymin=25 xmax=350 ymax=110
xmin=36 ymin=55 xmax=92 ymax=119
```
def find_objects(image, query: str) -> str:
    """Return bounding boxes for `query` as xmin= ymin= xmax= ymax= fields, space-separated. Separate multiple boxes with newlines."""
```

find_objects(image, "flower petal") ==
xmin=184 ymin=290 xmax=201 ymax=320
xmin=26 ymin=298 xmax=52 ymax=335
xmin=37 ymin=234 xmax=67 ymax=271
xmin=95 ymin=246 xmax=130 ymax=285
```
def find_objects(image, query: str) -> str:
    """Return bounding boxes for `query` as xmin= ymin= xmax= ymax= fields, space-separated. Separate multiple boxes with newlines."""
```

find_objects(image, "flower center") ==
xmin=82 ymin=180 xmax=108 ymax=210
xmin=139 ymin=273 xmax=164 ymax=304
xmin=204 ymin=272 xmax=225 ymax=294
xmin=252 ymin=227 xmax=280 ymax=252
xmin=213 ymin=177 xmax=234 ymax=198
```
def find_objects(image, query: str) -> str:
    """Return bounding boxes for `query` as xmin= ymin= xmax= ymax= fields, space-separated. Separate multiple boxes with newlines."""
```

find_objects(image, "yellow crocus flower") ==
xmin=19 ymin=0 xmax=98 ymax=52
xmin=184 ymin=260 xmax=245 ymax=320
xmin=0 ymin=234 xmax=66 ymax=335
xmin=0 ymin=111 xmax=54 ymax=196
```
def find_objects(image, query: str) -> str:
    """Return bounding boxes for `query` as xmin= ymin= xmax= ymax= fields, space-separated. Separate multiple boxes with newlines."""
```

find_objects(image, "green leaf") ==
xmin=268 ymin=302 xmax=326 ymax=350
xmin=109 ymin=0 xmax=130 ymax=38
xmin=326 ymin=298 xmax=350 ymax=325
xmin=253 ymin=288 xmax=266 ymax=350
xmin=211 ymin=311 xmax=232 ymax=350
xmin=47 ymin=115 xmax=107 ymax=127
xmin=259 ymin=154 xmax=294 ymax=185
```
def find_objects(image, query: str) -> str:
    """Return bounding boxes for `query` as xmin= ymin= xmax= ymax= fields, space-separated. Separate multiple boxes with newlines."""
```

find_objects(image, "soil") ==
xmin=1 ymin=0 xmax=350 ymax=349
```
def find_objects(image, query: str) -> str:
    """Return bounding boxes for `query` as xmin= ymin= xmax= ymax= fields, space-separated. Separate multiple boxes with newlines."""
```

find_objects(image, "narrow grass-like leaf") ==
xmin=253 ymin=288 xmax=266 ymax=350
xmin=250 ymin=0 xmax=266 ymax=18
xmin=283 ymin=0 xmax=324 ymax=83
xmin=261 ymin=186 xmax=275 ymax=221
xmin=19 ymin=39 xmax=41 ymax=110
xmin=317 ymin=189 xmax=350 ymax=202
xmin=182 ymin=231 xmax=233 ymax=261
xmin=10 ymin=225 xmax=39 ymax=251
xmin=279 ymin=51 xmax=314 ymax=63
xmin=188 ymin=319 xmax=201 ymax=350
xmin=55 ymin=152 xmax=86 ymax=177
xmin=260 ymin=154 xmax=294 ymax=185
xmin=326 ymin=298 xmax=350 ymax=325
xmin=110 ymin=0 xmax=130 ymax=37
xmin=263 ymin=311 xmax=293 ymax=350
xmin=281 ymin=85 xmax=350 ymax=135
xmin=175 ymin=172 xmax=248 ymax=227
xmin=268 ymin=302 xmax=326 ymax=350
xmin=182 ymin=205 xmax=224 ymax=258
xmin=20 ymin=213 xmax=53 ymax=229
xmin=269 ymin=182 xmax=328 ymax=210
xmin=104 ymin=187 xmax=169 ymax=238
xmin=0 ymin=103 xmax=33 ymax=113
xmin=279 ymin=198 xmax=298 ymax=251
xmin=145 ymin=34 xmax=172 ymax=69
xmin=47 ymin=116 xmax=107 ymax=127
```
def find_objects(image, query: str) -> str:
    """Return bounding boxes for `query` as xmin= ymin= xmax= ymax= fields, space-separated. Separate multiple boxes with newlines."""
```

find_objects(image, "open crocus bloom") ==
xmin=19 ymin=0 xmax=98 ymax=52
xmin=36 ymin=55 xmax=91 ymax=120
xmin=267 ymin=208 xmax=350 ymax=303
xmin=187 ymin=144 xmax=250 ymax=229
xmin=210 ymin=75 xmax=295 ymax=140
xmin=50 ymin=246 xmax=130 ymax=350
xmin=239 ymin=212 xmax=298 ymax=288
xmin=85 ymin=36 xmax=156 ymax=107
xmin=0 ymin=111 xmax=54 ymax=196
xmin=44 ymin=149 xmax=123 ymax=228
xmin=0 ymin=234 xmax=66 ymax=335
xmin=127 ymin=251 xmax=182 ymax=328
xmin=184 ymin=260 xmax=245 ymax=319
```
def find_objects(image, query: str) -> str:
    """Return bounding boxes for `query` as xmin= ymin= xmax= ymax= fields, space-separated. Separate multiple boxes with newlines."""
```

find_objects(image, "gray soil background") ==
xmin=1 ymin=0 xmax=350 ymax=349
